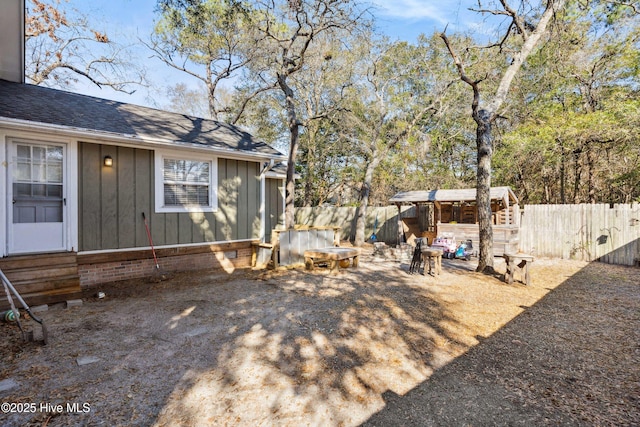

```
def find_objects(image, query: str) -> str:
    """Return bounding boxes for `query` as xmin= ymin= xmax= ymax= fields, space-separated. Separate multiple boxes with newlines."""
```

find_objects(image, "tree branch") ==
xmin=440 ymin=31 xmax=481 ymax=114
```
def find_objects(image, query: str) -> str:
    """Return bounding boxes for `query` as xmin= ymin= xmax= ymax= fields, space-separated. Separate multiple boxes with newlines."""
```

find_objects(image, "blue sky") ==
xmin=60 ymin=0 xmax=484 ymax=109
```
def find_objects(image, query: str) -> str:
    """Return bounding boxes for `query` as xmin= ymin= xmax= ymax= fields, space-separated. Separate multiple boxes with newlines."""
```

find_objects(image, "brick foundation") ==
xmin=78 ymin=244 xmax=253 ymax=288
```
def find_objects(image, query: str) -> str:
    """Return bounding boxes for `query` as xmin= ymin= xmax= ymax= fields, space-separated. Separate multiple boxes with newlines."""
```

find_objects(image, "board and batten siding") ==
xmin=265 ymin=177 xmax=285 ymax=243
xmin=78 ymin=142 xmax=261 ymax=252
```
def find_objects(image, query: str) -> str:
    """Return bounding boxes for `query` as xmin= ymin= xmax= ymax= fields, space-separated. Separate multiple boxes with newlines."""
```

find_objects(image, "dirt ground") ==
xmin=1 ymin=250 xmax=638 ymax=427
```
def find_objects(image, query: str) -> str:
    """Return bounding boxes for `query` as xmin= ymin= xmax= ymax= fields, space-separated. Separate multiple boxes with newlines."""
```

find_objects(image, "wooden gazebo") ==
xmin=389 ymin=187 xmax=521 ymax=255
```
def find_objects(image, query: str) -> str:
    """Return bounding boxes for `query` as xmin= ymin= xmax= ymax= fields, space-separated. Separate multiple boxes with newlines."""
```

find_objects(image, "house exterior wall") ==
xmin=78 ymin=142 xmax=262 ymax=252
xmin=265 ymin=177 xmax=285 ymax=243
xmin=77 ymin=241 xmax=254 ymax=287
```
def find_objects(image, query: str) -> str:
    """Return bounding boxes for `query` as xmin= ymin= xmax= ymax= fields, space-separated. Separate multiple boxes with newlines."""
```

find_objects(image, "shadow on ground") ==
xmin=363 ymin=262 xmax=640 ymax=426
xmin=0 ymin=257 xmax=637 ymax=426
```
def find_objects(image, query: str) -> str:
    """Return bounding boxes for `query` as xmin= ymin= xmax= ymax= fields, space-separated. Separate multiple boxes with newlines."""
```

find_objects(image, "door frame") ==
xmin=3 ymin=133 xmax=78 ymax=256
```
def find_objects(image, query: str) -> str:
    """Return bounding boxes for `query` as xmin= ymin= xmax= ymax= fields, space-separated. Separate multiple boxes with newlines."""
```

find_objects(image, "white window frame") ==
xmin=154 ymin=149 xmax=218 ymax=213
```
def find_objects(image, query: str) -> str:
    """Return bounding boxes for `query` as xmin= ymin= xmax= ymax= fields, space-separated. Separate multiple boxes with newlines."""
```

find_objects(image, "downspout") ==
xmin=260 ymin=159 xmax=275 ymax=176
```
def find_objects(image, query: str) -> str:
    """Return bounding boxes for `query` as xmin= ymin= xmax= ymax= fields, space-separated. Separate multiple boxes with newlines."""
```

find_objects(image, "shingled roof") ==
xmin=389 ymin=187 xmax=519 ymax=204
xmin=0 ymin=79 xmax=284 ymax=159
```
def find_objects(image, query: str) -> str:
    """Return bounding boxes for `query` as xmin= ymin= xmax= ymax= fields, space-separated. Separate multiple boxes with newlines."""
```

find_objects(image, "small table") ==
xmin=421 ymin=248 xmax=443 ymax=276
xmin=304 ymin=247 xmax=361 ymax=273
xmin=503 ymin=253 xmax=534 ymax=286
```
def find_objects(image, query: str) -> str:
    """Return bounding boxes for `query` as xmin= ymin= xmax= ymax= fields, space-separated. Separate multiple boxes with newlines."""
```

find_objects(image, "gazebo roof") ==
xmin=389 ymin=186 xmax=518 ymax=205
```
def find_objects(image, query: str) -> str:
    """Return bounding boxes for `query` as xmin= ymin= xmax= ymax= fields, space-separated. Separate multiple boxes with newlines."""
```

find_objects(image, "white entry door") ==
xmin=8 ymin=141 xmax=67 ymax=254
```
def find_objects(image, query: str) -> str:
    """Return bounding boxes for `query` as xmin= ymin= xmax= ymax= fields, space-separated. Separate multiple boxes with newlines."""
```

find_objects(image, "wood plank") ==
xmin=202 ymin=211 xmax=216 ymax=242
xmin=519 ymin=203 xmax=640 ymax=265
xmin=191 ymin=211 xmax=205 ymax=244
xmin=77 ymin=240 xmax=255 ymax=265
xmin=4 ymin=266 xmax=78 ymax=282
xmin=216 ymin=158 xmax=238 ymax=241
xmin=0 ymin=253 xmax=77 ymax=270
xmin=265 ymin=179 xmax=275 ymax=241
xmin=101 ymin=145 xmax=119 ymax=249
xmin=151 ymin=204 xmax=167 ymax=247
xmin=227 ymin=159 xmax=239 ymax=241
xmin=215 ymin=158 xmax=226 ymax=241
xmin=248 ymin=161 xmax=260 ymax=239
xmin=304 ymin=247 xmax=360 ymax=260
xmin=117 ymin=146 xmax=136 ymax=248
xmin=280 ymin=230 xmax=291 ymax=266
xmin=237 ymin=160 xmax=249 ymax=239
xmin=178 ymin=213 xmax=193 ymax=244
xmin=165 ymin=213 xmax=179 ymax=245
xmin=0 ymin=287 xmax=83 ymax=310
xmin=7 ymin=275 xmax=80 ymax=294
xmin=79 ymin=142 xmax=101 ymax=251
xmin=135 ymin=149 xmax=152 ymax=247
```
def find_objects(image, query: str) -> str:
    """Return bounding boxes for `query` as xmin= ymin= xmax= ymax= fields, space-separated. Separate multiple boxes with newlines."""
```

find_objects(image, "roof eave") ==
xmin=389 ymin=187 xmax=519 ymax=205
xmin=0 ymin=116 xmax=287 ymax=162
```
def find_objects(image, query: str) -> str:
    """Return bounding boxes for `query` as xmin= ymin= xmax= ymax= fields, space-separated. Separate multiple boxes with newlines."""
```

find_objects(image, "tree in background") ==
xmin=494 ymin=0 xmax=640 ymax=204
xmin=25 ymin=0 xmax=145 ymax=93
xmin=164 ymin=82 xmax=211 ymax=117
xmin=440 ymin=0 xmax=566 ymax=273
xmin=375 ymin=33 xmax=481 ymax=203
xmin=247 ymin=0 xmax=370 ymax=228
xmin=336 ymin=35 xmax=454 ymax=246
xmin=151 ymin=0 xmax=260 ymax=121
xmin=290 ymin=35 xmax=360 ymax=208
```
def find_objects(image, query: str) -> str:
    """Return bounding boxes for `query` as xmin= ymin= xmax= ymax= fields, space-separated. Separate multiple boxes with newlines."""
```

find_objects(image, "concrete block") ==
xmin=76 ymin=356 xmax=100 ymax=366
xmin=66 ymin=299 xmax=83 ymax=308
xmin=0 ymin=378 xmax=19 ymax=392
xmin=31 ymin=304 xmax=48 ymax=313
xmin=184 ymin=326 xmax=209 ymax=337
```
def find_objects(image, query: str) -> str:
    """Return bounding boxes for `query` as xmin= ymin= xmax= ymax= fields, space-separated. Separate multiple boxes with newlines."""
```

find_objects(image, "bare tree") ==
xmin=25 ymin=0 xmax=145 ymax=93
xmin=164 ymin=82 xmax=210 ymax=117
xmin=247 ymin=0 xmax=370 ymax=229
xmin=440 ymin=0 xmax=566 ymax=273
xmin=339 ymin=35 xmax=454 ymax=246
xmin=149 ymin=0 xmax=261 ymax=121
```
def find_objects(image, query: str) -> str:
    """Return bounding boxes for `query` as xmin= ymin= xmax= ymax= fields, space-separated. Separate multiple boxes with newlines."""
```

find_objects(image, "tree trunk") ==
xmin=354 ymin=149 xmax=382 ymax=246
xmin=302 ymin=131 xmax=316 ymax=207
xmin=475 ymin=109 xmax=494 ymax=273
xmin=206 ymin=68 xmax=217 ymax=121
xmin=279 ymin=75 xmax=299 ymax=229
xmin=587 ymin=148 xmax=596 ymax=203
xmin=441 ymin=0 xmax=565 ymax=273
xmin=285 ymin=126 xmax=299 ymax=228
xmin=573 ymin=150 xmax=582 ymax=203
xmin=560 ymin=139 xmax=566 ymax=203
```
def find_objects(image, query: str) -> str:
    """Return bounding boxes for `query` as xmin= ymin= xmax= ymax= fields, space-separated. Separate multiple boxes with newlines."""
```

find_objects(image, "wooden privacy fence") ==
xmin=295 ymin=203 xmax=640 ymax=266
xmin=295 ymin=206 xmax=415 ymax=245
xmin=520 ymin=204 xmax=640 ymax=266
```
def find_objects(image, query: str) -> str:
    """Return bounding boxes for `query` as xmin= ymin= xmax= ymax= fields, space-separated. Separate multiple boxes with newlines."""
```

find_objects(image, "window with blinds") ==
xmin=155 ymin=151 xmax=217 ymax=213
xmin=163 ymin=158 xmax=210 ymax=206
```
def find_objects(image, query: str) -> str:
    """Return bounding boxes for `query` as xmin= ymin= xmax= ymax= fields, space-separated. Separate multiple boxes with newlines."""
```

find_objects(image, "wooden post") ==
xmin=251 ymin=243 xmax=258 ymax=267
xmin=504 ymin=194 xmax=510 ymax=225
xmin=396 ymin=203 xmax=403 ymax=247
xmin=271 ymin=229 xmax=281 ymax=269
xmin=304 ymin=256 xmax=314 ymax=271
xmin=434 ymin=201 xmax=442 ymax=224
xmin=332 ymin=227 xmax=341 ymax=247
xmin=329 ymin=260 xmax=339 ymax=273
